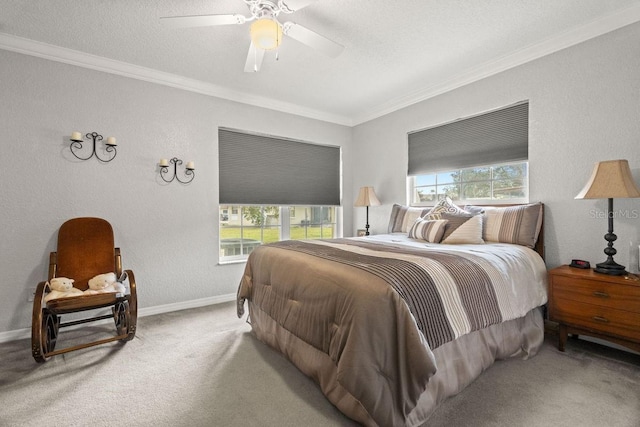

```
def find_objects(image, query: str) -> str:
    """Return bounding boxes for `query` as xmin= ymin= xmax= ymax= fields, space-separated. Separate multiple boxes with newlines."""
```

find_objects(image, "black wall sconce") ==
xmin=159 ymin=157 xmax=195 ymax=183
xmin=70 ymin=131 xmax=117 ymax=162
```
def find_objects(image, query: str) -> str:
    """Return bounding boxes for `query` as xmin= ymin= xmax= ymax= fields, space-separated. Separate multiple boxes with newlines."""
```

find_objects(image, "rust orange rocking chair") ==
xmin=31 ymin=217 xmax=137 ymax=362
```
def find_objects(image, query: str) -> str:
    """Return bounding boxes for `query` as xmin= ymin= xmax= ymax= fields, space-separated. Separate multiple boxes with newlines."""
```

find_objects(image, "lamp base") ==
xmin=594 ymin=259 xmax=627 ymax=276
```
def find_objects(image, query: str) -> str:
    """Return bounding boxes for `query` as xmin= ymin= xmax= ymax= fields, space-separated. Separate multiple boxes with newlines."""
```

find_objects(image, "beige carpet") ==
xmin=1 ymin=301 xmax=639 ymax=426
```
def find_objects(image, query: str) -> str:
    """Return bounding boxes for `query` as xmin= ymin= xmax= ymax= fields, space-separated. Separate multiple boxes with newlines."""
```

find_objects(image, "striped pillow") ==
xmin=388 ymin=204 xmax=431 ymax=233
xmin=441 ymin=214 xmax=484 ymax=244
xmin=480 ymin=203 xmax=543 ymax=248
xmin=432 ymin=212 xmax=474 ymax=240
xmin=408 ymin=218 xmax=448 ymax=243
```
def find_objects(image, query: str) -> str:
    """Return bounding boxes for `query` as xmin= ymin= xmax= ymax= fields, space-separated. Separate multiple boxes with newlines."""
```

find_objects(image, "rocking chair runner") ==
xmin=31 ymin=217 xmax=137 ymax=362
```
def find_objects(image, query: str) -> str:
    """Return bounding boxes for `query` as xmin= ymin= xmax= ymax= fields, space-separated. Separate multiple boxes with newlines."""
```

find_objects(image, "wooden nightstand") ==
xmin=548 ymin=265 xmax=640 ymax=353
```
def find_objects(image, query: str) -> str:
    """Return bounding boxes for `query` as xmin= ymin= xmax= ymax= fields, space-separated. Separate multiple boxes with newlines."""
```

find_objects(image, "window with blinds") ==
xmin=218 ymin=128 xmax=341 ymax=262
xmin=407 ymin=102 xmax=529 ymax=205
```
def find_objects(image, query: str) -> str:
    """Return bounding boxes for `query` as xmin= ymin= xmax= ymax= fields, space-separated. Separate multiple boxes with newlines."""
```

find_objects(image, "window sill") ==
xmin=218 ymin=259 xmax=248 ymax=266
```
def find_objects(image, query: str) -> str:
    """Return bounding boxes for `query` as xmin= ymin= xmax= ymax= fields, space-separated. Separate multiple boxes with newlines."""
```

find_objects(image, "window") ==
xmin=218 ymin=128 xmax=342 ymax=262
xmin=219 ymin=205 xmax=337 ymax=262
xmin=290 ymin=206 xmax=336 ymax=239
xmin=409 ymin=162 xmax=528 ymax=206
xmin=408 ymin=102 xmax=529 ymax=206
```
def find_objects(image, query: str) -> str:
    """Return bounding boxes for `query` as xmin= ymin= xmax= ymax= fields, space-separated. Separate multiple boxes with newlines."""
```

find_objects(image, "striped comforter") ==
xmin=270 ymin=238 xmax=534 ymax=349
xmin=237 ymin=235 xmax=547 ymax=426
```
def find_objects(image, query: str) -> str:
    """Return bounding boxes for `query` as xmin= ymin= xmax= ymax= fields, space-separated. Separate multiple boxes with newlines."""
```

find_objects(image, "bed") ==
xmin=237 ymin=200 xmax=547 ymax=426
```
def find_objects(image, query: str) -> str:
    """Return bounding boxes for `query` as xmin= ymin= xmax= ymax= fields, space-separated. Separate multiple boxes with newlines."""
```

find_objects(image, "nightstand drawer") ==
xmin=552 ymin=275 xmax=640 ymax=313
xmin=553 ymin=298 xmax=640 ymax=342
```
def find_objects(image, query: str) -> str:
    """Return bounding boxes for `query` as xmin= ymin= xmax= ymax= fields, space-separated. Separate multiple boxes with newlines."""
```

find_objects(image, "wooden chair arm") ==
xmin=115 ymin=248 xmax=123 ymax=277
xmin=48 ymin=252 xmax=57 ymax=281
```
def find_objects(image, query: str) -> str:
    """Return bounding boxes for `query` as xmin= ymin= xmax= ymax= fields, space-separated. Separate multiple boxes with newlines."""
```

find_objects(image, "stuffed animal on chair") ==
xmin=85 ymin=272 xmax=126 ymax=295
xmin=44 ymin=277 xmax=84 ymax=303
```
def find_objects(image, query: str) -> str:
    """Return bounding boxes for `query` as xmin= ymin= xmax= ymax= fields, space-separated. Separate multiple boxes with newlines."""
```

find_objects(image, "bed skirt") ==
xmin=407 ymin=306 xmax=544 ymax=426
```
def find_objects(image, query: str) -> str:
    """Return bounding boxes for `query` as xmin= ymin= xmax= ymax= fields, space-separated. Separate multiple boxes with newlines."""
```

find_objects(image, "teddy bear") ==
xmin=84 ymin=272 xmax=126 ymax=295
xmin=44 ymin=277 xmax=84 ymax=303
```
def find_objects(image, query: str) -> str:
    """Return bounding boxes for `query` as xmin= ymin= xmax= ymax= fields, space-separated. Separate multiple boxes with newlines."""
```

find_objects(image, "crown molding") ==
xmin=0 ymin=32 xmax=353 ymax=127
xmin=351 ymin=3 xmax=640 ymax=126
xmin=2 ymin=3 xmax=639 ymax=129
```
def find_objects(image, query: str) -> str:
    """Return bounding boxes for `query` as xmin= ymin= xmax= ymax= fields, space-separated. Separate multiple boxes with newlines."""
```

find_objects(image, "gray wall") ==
xmin=352 ymin=21 xmax=640 ymax=271
xmin=3 ymin=21 xmax=640 ymax=336
xmin=0 ymin=49 xmax=352 ymax=335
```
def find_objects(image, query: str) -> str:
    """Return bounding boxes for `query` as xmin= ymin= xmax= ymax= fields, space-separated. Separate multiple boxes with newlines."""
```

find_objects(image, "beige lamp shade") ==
xmin=575 ymin=159 xmax=640 ymax=199
xmin=354 ymin=187 xmax=381 ymax=207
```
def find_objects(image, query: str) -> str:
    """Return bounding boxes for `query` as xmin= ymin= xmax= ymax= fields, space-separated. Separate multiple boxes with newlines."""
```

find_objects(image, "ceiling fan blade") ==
xmin=244 ymin=42 xmax=265 ymax=73
xmin=283 ymin=22 xmax=344 ymax=58
xmin=279 ymin=0 xmax=319 ymax=12
xmin=160 ymin=14 xmax=246 ymax=29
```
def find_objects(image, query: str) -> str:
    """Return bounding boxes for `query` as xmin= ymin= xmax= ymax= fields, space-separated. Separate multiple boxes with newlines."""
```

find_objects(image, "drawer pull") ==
xmin=592 ymin=291 xmax=609 ymax=298
xmin=592 ymin=316 xmax=609 ymax=323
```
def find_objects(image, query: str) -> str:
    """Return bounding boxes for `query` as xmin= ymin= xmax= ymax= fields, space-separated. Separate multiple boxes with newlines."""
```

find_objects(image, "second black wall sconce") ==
xmin=159 ymin=157 xmax=195 ymax=183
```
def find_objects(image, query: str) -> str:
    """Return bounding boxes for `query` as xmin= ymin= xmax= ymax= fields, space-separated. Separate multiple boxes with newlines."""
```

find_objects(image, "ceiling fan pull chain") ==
xmin=253 ymin=46 xmax=258 ymax=72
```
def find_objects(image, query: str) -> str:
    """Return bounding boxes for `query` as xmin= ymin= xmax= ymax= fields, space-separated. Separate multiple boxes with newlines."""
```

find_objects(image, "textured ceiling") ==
xmin=1 ymin=0 xmax=640 ymax=125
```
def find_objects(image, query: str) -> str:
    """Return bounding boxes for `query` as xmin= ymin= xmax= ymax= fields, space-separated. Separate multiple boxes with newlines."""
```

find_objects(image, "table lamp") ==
xmin=575 ymin=159 xmax=640 ymax=275
xmin=354 ymin=186 xmax=381 ymax=236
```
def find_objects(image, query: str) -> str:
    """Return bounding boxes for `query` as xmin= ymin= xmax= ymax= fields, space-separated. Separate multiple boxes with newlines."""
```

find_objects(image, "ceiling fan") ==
xmin=160 ymin=0 xmax=344 ymax=72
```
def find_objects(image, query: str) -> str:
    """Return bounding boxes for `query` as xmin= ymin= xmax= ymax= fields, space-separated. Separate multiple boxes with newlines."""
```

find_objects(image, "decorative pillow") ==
xmin=426 ymin=196 xmax=469 ymax=216
xmin=428 ymin=211 xmax=473 ymax=239
xmin=422 ymin=197 xmax=482 ymax=241
xmin=387 ymin=204 xmax=431 ymax=233
xmin=479 ymin=202 xmax=543 ymax=248
xmin=441 ymin=214 xmax=484 ymax=244
xmin=408 ymin=218 xmax=448 ymax=243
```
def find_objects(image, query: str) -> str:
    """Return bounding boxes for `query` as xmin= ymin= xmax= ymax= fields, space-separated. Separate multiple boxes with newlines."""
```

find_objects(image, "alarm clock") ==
xmin=569 ymin=259 xmax=591 ymax=269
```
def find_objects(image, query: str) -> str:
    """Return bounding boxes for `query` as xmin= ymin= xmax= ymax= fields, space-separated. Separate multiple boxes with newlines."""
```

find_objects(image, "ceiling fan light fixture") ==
xmin=250 ymin=18 xmax=283 ymax=50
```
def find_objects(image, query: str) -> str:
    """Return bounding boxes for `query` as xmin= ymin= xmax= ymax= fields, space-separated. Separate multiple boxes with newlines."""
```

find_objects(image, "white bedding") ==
xmin=364 ymin=233 xmax=548 ymax=308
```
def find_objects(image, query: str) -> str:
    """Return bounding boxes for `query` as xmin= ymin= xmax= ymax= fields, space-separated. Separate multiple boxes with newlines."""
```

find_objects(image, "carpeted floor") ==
xmin=1 ymin=301 xmax=638 ymax=426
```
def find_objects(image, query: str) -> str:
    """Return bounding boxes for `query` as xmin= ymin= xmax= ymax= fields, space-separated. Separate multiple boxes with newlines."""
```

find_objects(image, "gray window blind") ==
xmin=218 ymin=128 xmax=341 ymax=206
xmin=408 ymin=102 xmax=528 ymax=175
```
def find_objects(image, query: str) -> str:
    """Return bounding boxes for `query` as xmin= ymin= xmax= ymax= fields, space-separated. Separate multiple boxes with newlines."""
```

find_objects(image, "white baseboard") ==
xmin=578 ymin=335 xmax=640 ymax=356
xmin=0 ymin=293 xmax=237 ymax=344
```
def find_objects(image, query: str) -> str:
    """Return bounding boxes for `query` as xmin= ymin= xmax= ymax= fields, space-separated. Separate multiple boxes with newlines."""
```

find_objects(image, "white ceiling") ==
xmin=2 ymin=0 xmax=640 ymax=126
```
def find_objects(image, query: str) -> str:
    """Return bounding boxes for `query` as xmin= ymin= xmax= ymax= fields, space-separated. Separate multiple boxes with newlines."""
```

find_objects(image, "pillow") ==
xmin=388 ymin=204 xmax=431 ymax=233
xmin=437 ymin=212 xmax=474 ymax=239
xmin=441 ymin=214 xmax=484 ymax=244
xmin=478 ymin=202 xmax=543 ymax=248
xmin=423 ymin=197 xmax=482 ymax=241
xmin=462 ymin=205 xmax=485 ymax=216
xmin=408 ymin=218 xmax=448 ymax=243
xmin=427 ymin=196 xmax=470 ymax=216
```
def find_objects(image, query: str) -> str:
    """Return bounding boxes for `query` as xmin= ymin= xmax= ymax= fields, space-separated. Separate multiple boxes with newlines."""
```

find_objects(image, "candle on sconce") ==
xmin=71 ymin=131 xmax=82 ymax=141
xmin=159 ymin=158 xmax=169 ymax=167
xmin=106 ymin=137 xmax=117 ymax=146
xmin=186 ymin=161 xmax=195 ymax=170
